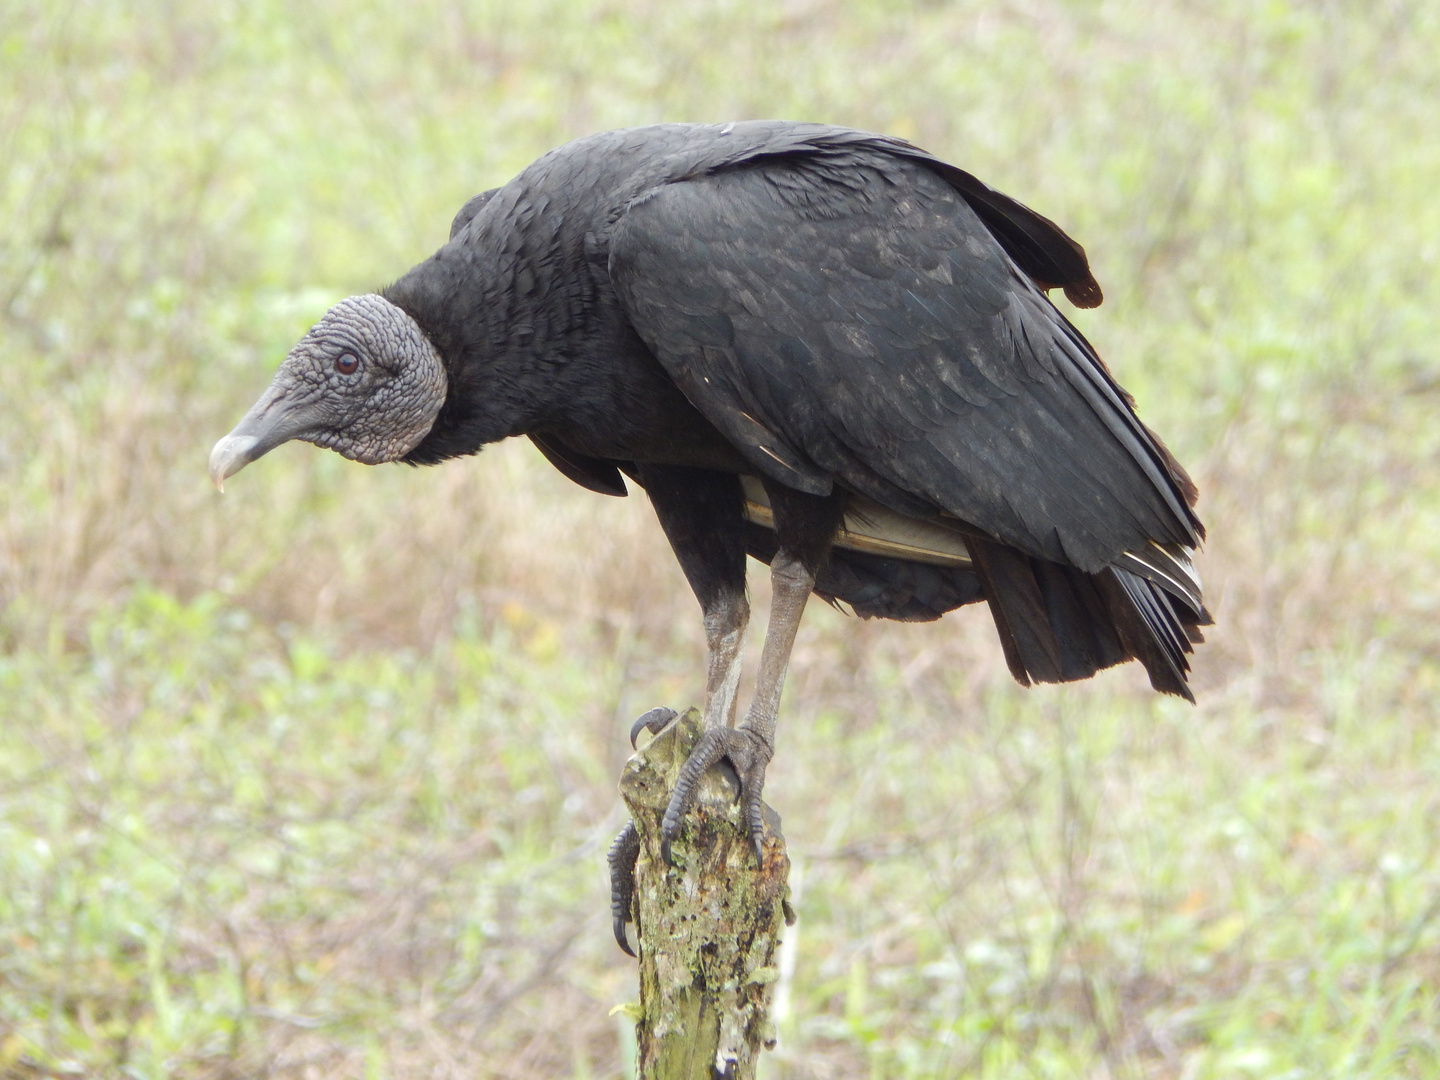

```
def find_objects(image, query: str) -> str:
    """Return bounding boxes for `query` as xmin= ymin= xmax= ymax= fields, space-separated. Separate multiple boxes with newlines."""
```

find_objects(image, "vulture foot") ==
xmin=609 ymin=706 xmax=680 ymax=957
xmin=611 ymin=708 xmax=773 ymax=956
xmin=661 ymin=725 xmax=772 ymax=867
xmin=607 ymin=819 xmax=641 ymax=957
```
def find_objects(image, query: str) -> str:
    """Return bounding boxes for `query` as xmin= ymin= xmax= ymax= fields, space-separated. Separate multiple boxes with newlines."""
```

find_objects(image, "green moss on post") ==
xmin=619 ymin=709 xmax=792 ymax=1080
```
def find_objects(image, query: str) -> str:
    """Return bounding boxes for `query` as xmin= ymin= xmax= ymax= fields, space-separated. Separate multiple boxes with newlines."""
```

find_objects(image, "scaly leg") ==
xmin=628 ymin=589 xmax=749 ymax=749
xmin=611 ymin=465 xmax=751 ymax=952
xmin=658 ymin=481 xmax=847 ymax=864
xmin=613 ymin=473 xmax=844 ymax=957
xmin=701 ymin=591 xmax=750 ymax=729
xmin=659 ymin=548 xmax=815 ymax=863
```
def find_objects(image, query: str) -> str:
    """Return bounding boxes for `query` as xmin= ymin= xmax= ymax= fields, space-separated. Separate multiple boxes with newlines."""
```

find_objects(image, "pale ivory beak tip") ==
xmin=208 ymin=434 xmax=260 ymax=492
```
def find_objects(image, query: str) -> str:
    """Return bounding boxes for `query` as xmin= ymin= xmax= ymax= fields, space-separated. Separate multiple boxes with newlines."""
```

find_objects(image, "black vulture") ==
xmin=210 ymin=122 xmax=1208 ymax=952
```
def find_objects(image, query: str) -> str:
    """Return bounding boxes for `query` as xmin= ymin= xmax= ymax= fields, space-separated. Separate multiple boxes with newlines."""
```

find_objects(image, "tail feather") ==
xmin=966 ymin=536 xmax=1129 ymax=686
xmin=1104 ymin=566 xmax=1195 ymax=701
xmin=968 ymin=534 xmax=1205 ymax=700
xmin=1113 ymin=541 xmax=1205 ymax=618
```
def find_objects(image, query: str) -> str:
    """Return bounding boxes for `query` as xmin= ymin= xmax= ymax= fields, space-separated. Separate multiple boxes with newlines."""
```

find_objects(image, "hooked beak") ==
xmin=208 ymin=434 xmax=260 ymax=491
xmin=209 ymin=384 xmax=316 ymax=491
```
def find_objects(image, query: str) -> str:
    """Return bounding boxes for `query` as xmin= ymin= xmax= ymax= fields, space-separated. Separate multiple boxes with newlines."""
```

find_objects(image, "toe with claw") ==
xmin=659 ymin=725 xmax=772 ymax=867
xmin=608 ymin=706 xmax=682 ymax=958
xmin=607 ymin=820 xmax=642 ymax=957
xmin=629 ymin=706 xmax=678 ymax=749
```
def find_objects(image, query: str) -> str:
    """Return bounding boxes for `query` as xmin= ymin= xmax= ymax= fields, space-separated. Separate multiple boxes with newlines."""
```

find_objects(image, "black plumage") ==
xmin=385 ymin=121 xmax=1206 ymax=698
xmin=212 ymin=122 xmax=1209 ymax=951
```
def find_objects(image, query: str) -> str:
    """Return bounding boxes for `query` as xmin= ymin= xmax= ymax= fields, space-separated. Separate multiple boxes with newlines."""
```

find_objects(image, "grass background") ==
xmin=3 ymin=0 xmax=1439 ymax=1076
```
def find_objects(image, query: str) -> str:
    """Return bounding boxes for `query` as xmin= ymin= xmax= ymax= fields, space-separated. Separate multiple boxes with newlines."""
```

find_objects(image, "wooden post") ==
xmin=618 ymin=709 xmax=793 ymax=1080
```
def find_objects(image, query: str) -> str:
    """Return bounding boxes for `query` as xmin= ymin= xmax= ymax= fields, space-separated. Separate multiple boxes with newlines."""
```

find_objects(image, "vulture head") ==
xmin=209 ymin=294 xmax=446 ymax=489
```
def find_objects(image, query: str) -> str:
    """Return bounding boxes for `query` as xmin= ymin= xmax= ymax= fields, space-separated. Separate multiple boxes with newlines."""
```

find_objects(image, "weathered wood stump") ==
xmin=618 ymin=709 xmax=793 ymax=1080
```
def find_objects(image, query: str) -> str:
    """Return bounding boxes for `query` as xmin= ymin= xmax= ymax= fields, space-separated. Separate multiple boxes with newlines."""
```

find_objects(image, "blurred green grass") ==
xmin=3 ymin=0 xmax=1440 ymax=1076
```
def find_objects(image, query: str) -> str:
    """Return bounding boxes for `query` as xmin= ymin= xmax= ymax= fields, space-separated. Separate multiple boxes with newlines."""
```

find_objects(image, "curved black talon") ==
xmin=607 ymin=820 xmax=642 ymax=957
xmin=629 ymin=706 xmax=678 ymax=749
xmin=659 ymin=726 xmax=772 ymax=867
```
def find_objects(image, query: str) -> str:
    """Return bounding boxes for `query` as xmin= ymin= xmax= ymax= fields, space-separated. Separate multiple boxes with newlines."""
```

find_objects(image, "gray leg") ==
xmin=702 ymin=591 xmax=750 ymax=730
xmin=626 ymin=589 xmax=748 ymax=750
xmin=660 ymin=550 xmax=814 ymax=864
xmin=738 ymin=551 xmax=811 ymax=748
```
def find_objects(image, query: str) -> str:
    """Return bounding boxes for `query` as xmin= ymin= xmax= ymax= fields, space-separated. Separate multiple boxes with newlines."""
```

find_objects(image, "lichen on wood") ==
xmin=618 ymin=709 xmax=793 ymax=1080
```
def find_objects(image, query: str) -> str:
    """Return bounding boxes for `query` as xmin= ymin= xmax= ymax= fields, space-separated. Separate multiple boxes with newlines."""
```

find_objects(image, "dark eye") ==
xmin=335 ymin=352 xmax=359 ymax=375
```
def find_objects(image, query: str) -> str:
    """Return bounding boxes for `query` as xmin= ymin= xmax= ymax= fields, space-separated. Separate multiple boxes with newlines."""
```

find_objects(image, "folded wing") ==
xmin=609 ymin=148 xmax=1207 ymax=695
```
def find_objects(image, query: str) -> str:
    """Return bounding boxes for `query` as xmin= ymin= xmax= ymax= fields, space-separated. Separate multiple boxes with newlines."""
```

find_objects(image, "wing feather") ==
xmin=608 ymin=151 xmax=1201 ymax=576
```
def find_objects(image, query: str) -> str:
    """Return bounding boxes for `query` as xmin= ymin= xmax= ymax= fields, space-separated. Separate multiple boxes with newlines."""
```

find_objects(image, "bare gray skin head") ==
xmin=209 ymin=294 xmax=446 ymax=489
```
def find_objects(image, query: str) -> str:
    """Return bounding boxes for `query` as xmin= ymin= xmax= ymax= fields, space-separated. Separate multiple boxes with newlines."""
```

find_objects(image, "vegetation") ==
xmin=2 ymin=0 xmax=1438 ymax=1076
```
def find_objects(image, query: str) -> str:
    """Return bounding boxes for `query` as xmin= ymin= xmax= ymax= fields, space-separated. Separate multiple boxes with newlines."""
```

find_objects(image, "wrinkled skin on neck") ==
xmin=209 ymin=294 xmax=447 ymax=488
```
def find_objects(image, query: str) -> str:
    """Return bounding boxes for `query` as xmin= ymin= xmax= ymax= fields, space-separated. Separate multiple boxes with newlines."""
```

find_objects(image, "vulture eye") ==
xmin=335 ymin=352 xmax=359 ymax=375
